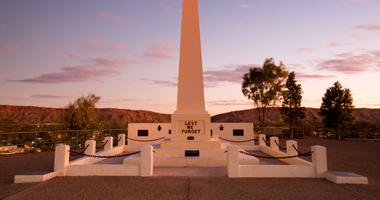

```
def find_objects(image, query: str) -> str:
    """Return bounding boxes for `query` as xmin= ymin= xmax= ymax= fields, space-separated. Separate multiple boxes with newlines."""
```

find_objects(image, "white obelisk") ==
xmin=172 ymin=0 xmax=211 ymax=142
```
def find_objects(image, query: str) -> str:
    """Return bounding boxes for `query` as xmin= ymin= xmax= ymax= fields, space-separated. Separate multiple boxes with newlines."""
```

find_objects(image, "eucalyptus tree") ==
xmin=242 ymin=58 xmax=288 ymax=128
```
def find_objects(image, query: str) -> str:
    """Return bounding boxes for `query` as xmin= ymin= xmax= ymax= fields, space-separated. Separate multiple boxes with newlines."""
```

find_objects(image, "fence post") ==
xmin=76 ymin=130 xmax=79 ymax=148
xmin=104 ymin=136 xmax=113 ymax=151
xmin=118 ymin=134 xmax=126 ymax=147
xmin=141 ymin=145 xmax=153 ymax=177
xmin=259 ymin=134 xmax=266 ymax=146
xmin=85 ymin=140 xmax=96 ymax=155
xmin=227 ymin=145 xmax=239 ymax=178
xmin=270 ymin=136 xmax=279 ymax=151
xmin=286 ymin=140 xmax=298 ymax=156
xmin=54 ymin=144 xmax=70 ymax=176
xmin=311 ymin=145 xmax=328 ymax=177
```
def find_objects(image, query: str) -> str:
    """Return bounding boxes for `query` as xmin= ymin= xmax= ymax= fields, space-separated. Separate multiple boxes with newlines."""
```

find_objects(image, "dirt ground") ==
xmin=1 ymin=139 xmax=380 ymax=200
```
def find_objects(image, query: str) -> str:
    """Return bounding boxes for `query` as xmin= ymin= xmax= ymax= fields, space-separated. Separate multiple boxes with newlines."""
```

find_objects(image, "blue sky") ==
xmin=1 ymin=0 xmax=380 ymax=114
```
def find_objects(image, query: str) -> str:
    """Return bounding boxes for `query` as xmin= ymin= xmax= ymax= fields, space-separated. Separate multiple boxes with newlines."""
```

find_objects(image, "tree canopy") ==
xmin=242 ymin=58 xmax=288 ymax=127
xmin=62 ymin=94 xmax=101 ymax=130
xmin=280 ymin=72 xmax=305 ymax=138
xmin=319 ymin=82 xmax=355 ymax=138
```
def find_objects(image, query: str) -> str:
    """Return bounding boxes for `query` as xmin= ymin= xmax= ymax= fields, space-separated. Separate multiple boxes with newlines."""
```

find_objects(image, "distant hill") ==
xmin=211 ymin=107 xmax=380 ymax=127
xmin=0 ymin=105 xmax=170 ymax=125
xmin=1 ymin=105 xmax=380 ymax=127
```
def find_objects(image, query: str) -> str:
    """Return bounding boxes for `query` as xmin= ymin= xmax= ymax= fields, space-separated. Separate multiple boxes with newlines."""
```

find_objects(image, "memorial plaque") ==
xmin=179 ymin=120 xmax=204 ymax=135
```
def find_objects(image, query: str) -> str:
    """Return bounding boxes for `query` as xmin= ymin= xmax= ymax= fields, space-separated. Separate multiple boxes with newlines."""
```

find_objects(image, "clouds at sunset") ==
xmin=140 ymin=78 xmax=177 ymax=87
xmin=98 ymin=12 xmax=128 ymax=26
xmin=31 ymin=94 xmax=71 ymax=99
xmin=296 ymin=48 xmax=315 ymax=53
xmin=239 ymin=3 xmax=254 ymax=9
xmin=0 ymin=43 xmax=21 ymax=52
xmin=204 ymin=64 xmax=256 ymax=85
xmin=81 ymin=37 xmax=126 ymax=52
xmin=2 ymin=0 xmax=380 ymax=113
xmin=296 ymin=73 xmax=334 ymax=80
xmin=317 ymin=50 xmax=380 ymax=74
xmin=354 ymin=24 xmax=380 ymax=32
xmin=144 ymin=42 xmax=175 ymax=59
xmin=10 ymin=56 xmax=132 ymax=84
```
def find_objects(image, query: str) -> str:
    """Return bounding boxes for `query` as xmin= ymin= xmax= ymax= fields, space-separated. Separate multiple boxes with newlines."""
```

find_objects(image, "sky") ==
xmin=1 ymin=0 xmax=380 ymax=115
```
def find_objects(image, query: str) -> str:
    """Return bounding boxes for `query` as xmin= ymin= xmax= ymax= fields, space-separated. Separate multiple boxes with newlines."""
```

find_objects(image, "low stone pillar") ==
xmin=311 ymin=145 xmax=328 ymax=177
xmin=54 ymin=144 xmax=70 ymax=176
xmin=141 ymin=145 xmax=153 ymax=177
xmin=104 ymin=136 xmax=113 ymax=151
xmin=259 ymin=134 xmax=266 ymax=146
xmin=286 ymin=140 xmax=298 ymax=156
xmin=118 ymin=134 xmax=126 ymax=147
xmin=270 ymin=136 xmax=279 ymax=151
xmin=227 ymin=145 xmax=239 ymax=178
xmin=85 ymin=140 xmax=96 ymax=155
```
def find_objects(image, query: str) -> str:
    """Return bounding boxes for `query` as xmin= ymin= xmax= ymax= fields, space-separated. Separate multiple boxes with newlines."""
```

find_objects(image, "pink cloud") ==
xmin=327 ymin=42 xmax=340 ymax=48
xmin=354 ymin=24 xmax=380 ymax=31
xmin=204 ymin=64 xmax=256 ymax=85
xmin=296 ymin=48 xmax=315 ymax=53
xmin=207 ymin=99 xmax=250 ymax=106
xmin=296 ymin=73 xmax=334 ymax=80
xmin=12 ymin=65 xmax=119 ymax=83
xmin=145 ymin=42 xmax=175 ymax=59
xmin=317 ymin=50 xmax=380 ymax=74
xmin=68 ymin=53 xmax=81 ymax=60
xmin=88 ymin=57 xmax=135 ymax=67
xmin=140 ymin=78 xmax=177 ymax=87
xmin=10 ymin=56 xmax=133 ymax=84
xmin=239 ymin=4 xmax=254 ymax=9
xmin=0 ymin=43 xmax=21 ymax=52
xmin=81 ymin=37 xmax=126 ymax=52
xmin=31 ymin=94 xmax=71 ymax=99
xmin=98 ymin=12 xmax=128 ymax=26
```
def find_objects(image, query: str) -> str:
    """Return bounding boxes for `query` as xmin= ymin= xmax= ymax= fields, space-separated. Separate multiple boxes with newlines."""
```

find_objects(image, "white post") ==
xmin=227 ymin=145 xmax=239 ymax=178
xmin=104 ymin=136 xmax=113 ymax=151
xmin=311 ymin=145 xmax=328 ymax=177
xmin=141 ymin=145 xmax=153 ymax=177
xmin=85 ymin=140 xmax=96 ymax=155
xmin=259 ymin=134 xmax=266 ymax=146
xmin=54 ymin=144 xmax=70 ymax=176
xmin=270 ymin=136 xmax=279 ymax=151
xmin=118 ymin=134 xmax=126 ymax=147
xmin=286 ymin=140 xmax=298 ymax=156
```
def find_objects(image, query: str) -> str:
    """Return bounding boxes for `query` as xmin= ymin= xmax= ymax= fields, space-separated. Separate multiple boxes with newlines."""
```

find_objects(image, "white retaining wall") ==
xmin=228 ymin=136 xmax=327 ymax=178
xmin=127 ymin=122 xmax=255 ymax=150
xmin=127 ymin=123 xmax=170 ymax=151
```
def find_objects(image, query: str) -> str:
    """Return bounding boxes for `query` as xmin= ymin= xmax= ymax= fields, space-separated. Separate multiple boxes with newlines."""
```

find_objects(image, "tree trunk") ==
xmin=290 ymin=108 xmax=293 ymax=139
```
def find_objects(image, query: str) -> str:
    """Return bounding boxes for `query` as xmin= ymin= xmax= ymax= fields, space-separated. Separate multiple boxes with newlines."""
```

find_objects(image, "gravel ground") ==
xmin=1 ymin=139 xmax=380 ymax=200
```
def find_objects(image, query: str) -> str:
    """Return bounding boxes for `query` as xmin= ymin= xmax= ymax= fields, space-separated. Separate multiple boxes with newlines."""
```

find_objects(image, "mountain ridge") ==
xmin=1 ymin=105 xmax=379 ymax=127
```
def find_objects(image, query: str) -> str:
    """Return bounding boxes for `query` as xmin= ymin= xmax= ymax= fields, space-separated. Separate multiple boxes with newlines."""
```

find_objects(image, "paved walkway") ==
xmin=1 ymin=139 xmax=380 ymax=200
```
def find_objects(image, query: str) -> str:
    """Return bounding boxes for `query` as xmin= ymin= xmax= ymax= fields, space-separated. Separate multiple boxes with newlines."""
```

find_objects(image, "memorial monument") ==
xmin=125 ymin=0 xmax=255 ymax=167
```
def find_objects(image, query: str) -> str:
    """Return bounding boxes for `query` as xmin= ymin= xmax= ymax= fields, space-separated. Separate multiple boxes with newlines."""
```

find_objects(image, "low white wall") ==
xmin=127 ymin=123 xmax=170 ymax=150
xmin=259 ymin=145 xmax=312 ymax=166
xmin=239 ymin=165 xmax=315 ymax=178
xmin=15 ymin=172 xmax=58 ymax=183
xmin=212 ymin=123 xmax=255 ymax=148
xmin=66 ymin=165 xmax=140 ymax=176
xmin=227 ymin=143 xmax=326 ymax=178
xmin=69 ymin=146 xmax=125 ymax=165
